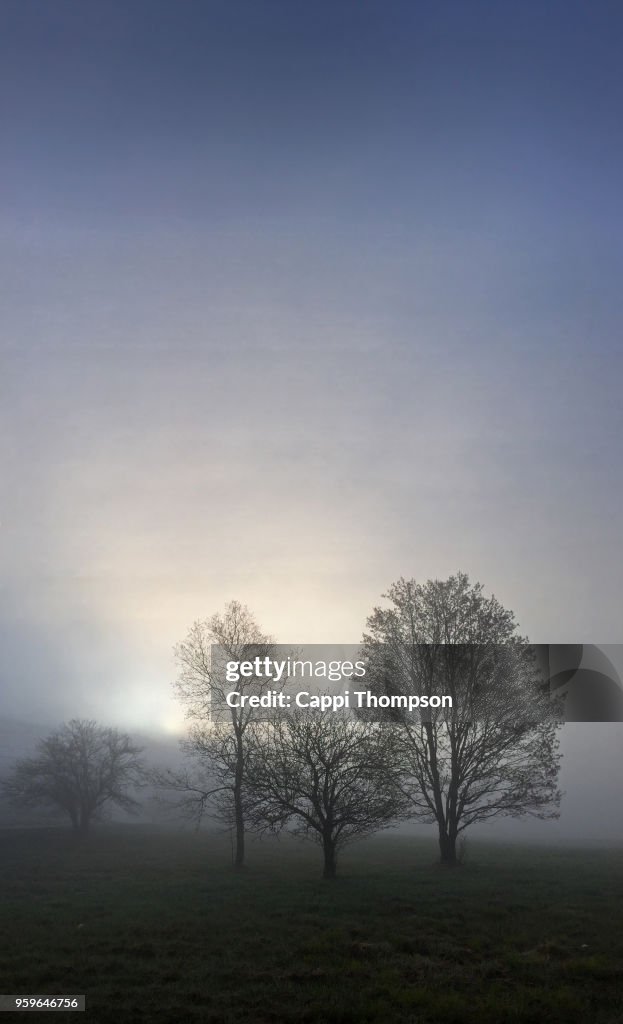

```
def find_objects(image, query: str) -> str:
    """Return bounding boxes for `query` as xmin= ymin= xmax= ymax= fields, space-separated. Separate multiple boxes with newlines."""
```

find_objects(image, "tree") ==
xmin=1 ymin=719 xmax=144 ymax=835
xmin=362 ymin=573 xmax=562 ymax=865
xmin=247 ymin=707 xmax=407 ymax=878
xmin=171 ymin=600 xmax=276 ymax=869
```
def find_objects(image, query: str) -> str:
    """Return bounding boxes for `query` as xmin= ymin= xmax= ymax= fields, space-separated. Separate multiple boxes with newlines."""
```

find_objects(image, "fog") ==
xmin=2 ymin=711 xmax=621 ymax=844
xmin=2 ymin=2 xmax=622 ymax=849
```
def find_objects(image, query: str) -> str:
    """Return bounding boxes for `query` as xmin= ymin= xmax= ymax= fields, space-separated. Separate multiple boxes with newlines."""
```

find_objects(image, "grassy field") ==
xmin=1 ymin=826 xmax=622 ymax=1023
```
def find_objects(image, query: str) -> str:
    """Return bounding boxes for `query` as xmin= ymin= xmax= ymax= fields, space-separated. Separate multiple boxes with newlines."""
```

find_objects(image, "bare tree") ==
xmin=247 ymin=707 xmax=407 ymax=878
xmin=362 ymin=573 xmax=562 ymax=865
xmin=1 ymin=719 xmax=145 ymax=835
xmin=170 ymin=600 xmax=276 ymax=869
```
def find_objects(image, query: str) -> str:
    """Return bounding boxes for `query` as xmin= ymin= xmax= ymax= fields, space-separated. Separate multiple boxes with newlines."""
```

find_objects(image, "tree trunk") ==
xmin=322 ymin=837 xmax=337 ymax=879
xmin=233 ymin=786 xmax=245 ymax=870
xmin=438 ymin=829 xmax=457 ymax=865
xmin=78 ymin=806 xmax=90 ymax=836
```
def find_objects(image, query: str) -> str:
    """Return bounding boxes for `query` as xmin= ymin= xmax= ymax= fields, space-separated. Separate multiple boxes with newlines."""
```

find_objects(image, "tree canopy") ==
xmin=362 ymin=573 xmax=562 ymax=864
xmin=1 ymin=719 xmax=144 ymax=834
xmin=170 ymin=600 xmax=276 ymax=868
xmin=247 ymin=707 xmax=407 ymax=878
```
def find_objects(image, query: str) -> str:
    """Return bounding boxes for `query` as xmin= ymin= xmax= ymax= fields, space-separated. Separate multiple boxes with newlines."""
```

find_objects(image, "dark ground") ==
xmin=1 ymin=826 xmax=622 ymax=1023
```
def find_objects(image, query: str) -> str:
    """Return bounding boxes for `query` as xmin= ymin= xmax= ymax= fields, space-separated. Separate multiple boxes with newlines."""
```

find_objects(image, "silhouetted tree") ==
xmin=362 ymin=574 xmax=562 ymax=865
xmin=248 ymin=707 xmax=407 ymax=878
xmin=170 ymin=600 xmax=276 ymax=869
xmin=1 ymin=719 xmax=144 ymax=835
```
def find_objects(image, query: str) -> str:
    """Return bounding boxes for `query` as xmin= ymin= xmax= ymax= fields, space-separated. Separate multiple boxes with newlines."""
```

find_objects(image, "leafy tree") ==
xmin=1 ymin=719 xmax=144 ymax=834
xmin=248 ymin=707 xmax=407 ymax=878
xmin=362 ymin=573 xmax=562 ymax=865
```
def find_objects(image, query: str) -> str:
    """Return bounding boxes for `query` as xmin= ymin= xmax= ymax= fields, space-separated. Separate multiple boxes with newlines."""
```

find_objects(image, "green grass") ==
xmin=1 ymin=827 xmax=622 ymax=1023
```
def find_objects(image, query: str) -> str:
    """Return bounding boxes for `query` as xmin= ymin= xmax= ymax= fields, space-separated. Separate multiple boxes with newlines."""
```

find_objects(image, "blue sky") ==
xmin=1 ymin=0 xmax=622 ymax=729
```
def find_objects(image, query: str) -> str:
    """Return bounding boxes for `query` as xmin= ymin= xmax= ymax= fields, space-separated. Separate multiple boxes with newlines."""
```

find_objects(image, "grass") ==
xmin=1 ymin=826 xmax=622 ymax=1023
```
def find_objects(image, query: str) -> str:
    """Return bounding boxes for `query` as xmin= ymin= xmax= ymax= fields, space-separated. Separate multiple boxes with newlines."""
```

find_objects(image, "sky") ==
xmin=1 ymin=0 xmax=623 ymax=733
